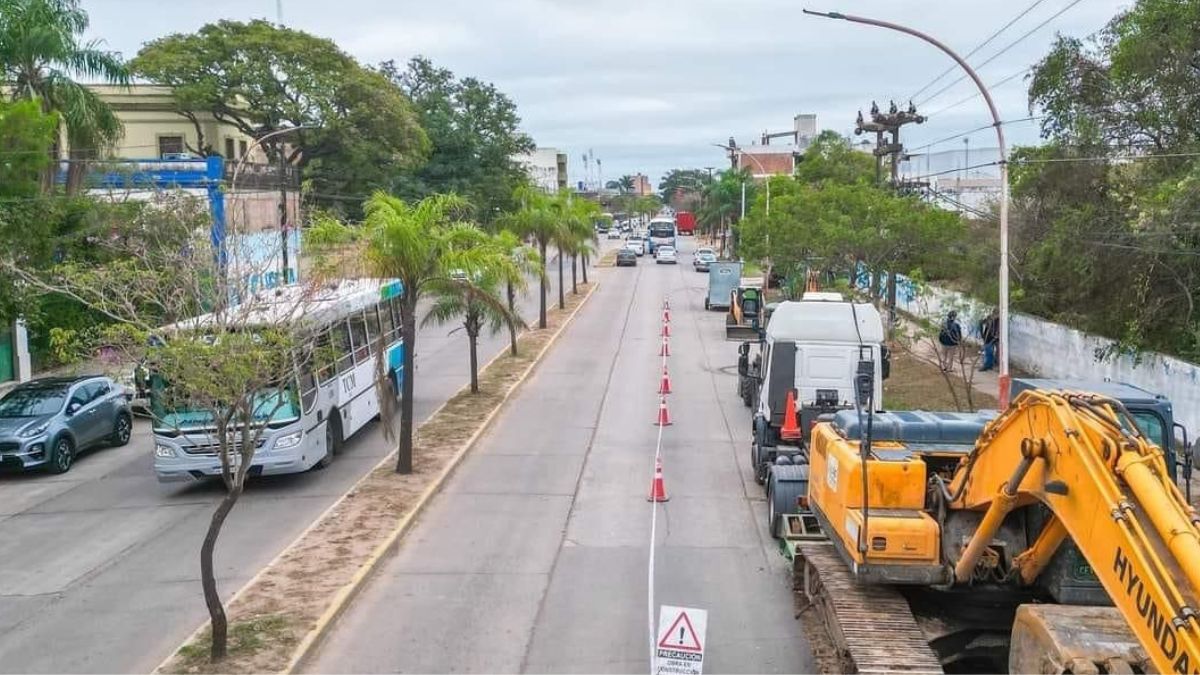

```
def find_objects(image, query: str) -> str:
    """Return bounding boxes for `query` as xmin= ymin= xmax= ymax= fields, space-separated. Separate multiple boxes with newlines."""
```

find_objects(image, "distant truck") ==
xmin=675 ymin=211 xmax=696 ymax=235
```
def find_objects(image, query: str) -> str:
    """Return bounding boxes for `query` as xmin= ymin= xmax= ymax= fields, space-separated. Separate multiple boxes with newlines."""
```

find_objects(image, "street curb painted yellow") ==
xmin=285 ymin=280 xmax=598 ymax=673
xmin=155 ymin=281 xmax=599 ymax=675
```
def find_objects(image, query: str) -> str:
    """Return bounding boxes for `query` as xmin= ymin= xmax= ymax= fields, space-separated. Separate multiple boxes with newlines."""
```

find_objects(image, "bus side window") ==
xmin=388 ymin=296 xmax=403 ymax=341
xmin=348 ymin=312 xmax=369 ymax=364
xmin=314 ymin=330 xmax=335 ymax=384
xmin=332 ymin=320 xmax=353 ymax=374
xmin=297 ymin=348 xmax=318 ymax=412
xmin=378 ymin=299 xmax=395 ymax=344
xmin=365 ymin=306 xmax=381 ymax=353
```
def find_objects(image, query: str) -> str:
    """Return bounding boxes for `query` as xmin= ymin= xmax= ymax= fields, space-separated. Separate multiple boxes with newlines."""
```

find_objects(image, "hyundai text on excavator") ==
xmin=780 ymin=372 xmax=1199 ymax=673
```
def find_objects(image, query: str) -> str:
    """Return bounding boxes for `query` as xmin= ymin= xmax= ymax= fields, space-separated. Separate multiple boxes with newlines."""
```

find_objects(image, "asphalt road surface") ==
xmin=0 ymin=265 xmax=567 ymax=674
xmin=306 ymin=238 xmax=813 ymax=673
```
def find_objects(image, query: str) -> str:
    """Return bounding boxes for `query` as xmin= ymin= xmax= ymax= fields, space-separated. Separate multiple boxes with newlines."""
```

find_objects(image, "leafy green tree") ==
xmin=130 ymin=20 xmax=428 ymax=214
xmin=0 ymin=0 xmax=129 ymax=192
xmin=0 ymin=99 xmax=57 ymax=197
xmin=616 ymin=174 xmax=636 ymax=193
xmin=498 ymin=185 xmax=561 ymax=329
xmin=310 ymin=193 xmax=523 ymax=473
xmin=423 ymin=267 xmax=525 ymax=394
xmin=658 ymin=168 xmax=712 ymax=205
xmin=383 ymin=56 xmax=534 ymax=223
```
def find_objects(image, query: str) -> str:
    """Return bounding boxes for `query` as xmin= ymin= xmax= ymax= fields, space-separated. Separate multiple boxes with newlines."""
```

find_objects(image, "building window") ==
xmin=224 ymin=138 xmax=235 ymax=159
xmin=239 ymin=140 xmax=248 ymax=158
xmin=158 ymin=135 xmax=184 ymax=158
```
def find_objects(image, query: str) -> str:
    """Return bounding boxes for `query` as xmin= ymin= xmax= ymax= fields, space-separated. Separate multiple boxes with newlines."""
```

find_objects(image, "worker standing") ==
xmin=979 ymin=308 xmax=1000 ymax=372
xmin=938 ymin=310 xmax=963 ymax=372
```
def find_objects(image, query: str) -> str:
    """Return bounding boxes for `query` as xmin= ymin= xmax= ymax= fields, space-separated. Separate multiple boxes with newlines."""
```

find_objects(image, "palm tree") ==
xmin=617 ymin=174 xmax=635 ymax=193
xmin=423 ymin=270 xmax=525 ymax=394
xmin=498 ymin=185 xmax=561 ymax=329
xmin=0 ymin=0 xmax=130 ymax=192
xmin=563 ymin=197 xmax=600 ymax=293
xmin=312 ymin=192 xmax=522 ymax=474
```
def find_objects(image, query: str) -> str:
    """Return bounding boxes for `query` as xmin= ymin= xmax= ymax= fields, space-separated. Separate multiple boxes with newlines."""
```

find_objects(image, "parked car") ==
xmin=693 ymin=247 xmax=717 ymax=272
xmin=625 ymin=238 xmax=645 ymax=256
xmin=0 ymin=375 xmax=133 ymax=474
xmin=656 ymin=246 xmax=678 ymax=264
xmin=616 ymin=249 xmax=638 ymax=267
xmin=607 ymin=229 xmax=623 ymax=240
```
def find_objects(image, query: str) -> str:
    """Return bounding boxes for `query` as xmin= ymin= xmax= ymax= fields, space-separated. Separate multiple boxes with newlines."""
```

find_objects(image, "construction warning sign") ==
xmin=655 ymin=605 xmax=707 ymax=675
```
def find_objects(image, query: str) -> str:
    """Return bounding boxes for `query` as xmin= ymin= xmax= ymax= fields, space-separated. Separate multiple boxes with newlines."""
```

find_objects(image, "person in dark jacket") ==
xmin=938 ymin=310 xmax=963 ymax=371
xmin=979 ymin=308 xmax=1000 ymax=371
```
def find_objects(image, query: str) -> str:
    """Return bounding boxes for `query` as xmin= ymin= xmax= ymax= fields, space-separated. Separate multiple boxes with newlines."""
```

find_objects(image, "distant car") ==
xmin=616 ymin=249 xmax=638 ymax=267
xmin=625 ymin=238 xmax=645 ymax=256
xmin=607 ymin=229 xmax=622 ymax=240
xmin=693 ymin=248 xmax=717 ymax=272
xmin=656 ymin=246 xmax=678 ymax=264
xmin=0 ymin=375 xmax=133 ymax=474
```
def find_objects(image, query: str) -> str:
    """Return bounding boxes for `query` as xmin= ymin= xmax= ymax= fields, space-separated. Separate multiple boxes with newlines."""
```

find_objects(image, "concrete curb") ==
xmin=285 ymin=282 xmax=597 ymax=673
xmin=155 ymin=281 xmax=599 ymax=675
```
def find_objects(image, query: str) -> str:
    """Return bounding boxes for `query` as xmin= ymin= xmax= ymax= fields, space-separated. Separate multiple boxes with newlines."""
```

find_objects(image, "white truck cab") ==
xmin=739 ymin=297 xmax=888 ymax=486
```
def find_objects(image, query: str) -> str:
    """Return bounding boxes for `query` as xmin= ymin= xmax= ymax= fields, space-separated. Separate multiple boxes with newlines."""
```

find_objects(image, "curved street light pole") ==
xmin=803 ymin=9 xmax=1011 ymax=407
xmin=229 ymin=125 xmax=313 ymax=286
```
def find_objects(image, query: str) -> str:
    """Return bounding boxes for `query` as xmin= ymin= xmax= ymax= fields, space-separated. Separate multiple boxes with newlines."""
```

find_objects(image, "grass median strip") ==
xmin=158 ymin=282 xmax=598 ymax=675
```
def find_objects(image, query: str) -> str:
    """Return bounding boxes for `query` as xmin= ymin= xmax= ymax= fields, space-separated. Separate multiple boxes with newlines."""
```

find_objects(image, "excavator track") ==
xmin=794 ymin=541 xmax=944 ymax=674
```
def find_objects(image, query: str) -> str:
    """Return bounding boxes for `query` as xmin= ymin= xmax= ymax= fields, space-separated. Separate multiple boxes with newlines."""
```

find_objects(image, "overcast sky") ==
xmin=83 ymin=0 xmax=1127 ymax=189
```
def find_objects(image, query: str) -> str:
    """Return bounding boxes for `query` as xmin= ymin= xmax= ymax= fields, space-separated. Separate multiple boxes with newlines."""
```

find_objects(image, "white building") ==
xmin=513 ymin=147 xmax=568 ymax=193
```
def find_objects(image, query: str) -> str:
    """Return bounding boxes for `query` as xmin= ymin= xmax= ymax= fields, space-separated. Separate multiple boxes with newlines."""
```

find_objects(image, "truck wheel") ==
xmin=767 ymin=464 xmax=809 ymax=539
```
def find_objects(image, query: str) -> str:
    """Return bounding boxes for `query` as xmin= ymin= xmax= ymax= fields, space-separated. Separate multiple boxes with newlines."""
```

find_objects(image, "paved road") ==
xmin=0 ymin=265 xmax=570 ymax=674
xmin=306 ymin=239 xmax=812 ymax=673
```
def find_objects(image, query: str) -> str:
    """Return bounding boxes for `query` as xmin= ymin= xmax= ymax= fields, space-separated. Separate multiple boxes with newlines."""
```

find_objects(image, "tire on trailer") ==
xmin=767 ymin=464 xmax=809 ymax=539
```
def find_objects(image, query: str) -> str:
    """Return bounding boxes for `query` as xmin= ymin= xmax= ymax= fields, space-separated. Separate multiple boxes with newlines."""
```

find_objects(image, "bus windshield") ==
xmin=648 ymin=223 xmax=675 ymax=237
xmin=150 ymin=376 xmax=301 ymax=432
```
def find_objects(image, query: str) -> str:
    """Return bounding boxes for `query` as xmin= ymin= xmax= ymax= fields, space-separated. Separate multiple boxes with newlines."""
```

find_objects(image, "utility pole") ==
xmin=854 ymin=99 xmax=925 ymax=330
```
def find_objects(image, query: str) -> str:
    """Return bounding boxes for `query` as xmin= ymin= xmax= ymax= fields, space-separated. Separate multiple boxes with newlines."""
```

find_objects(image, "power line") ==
xmin=907 ymin=116 xmax=1042 ymax=154
xmin=925 ymin=67 xmax=1033 ymax=119
xmin=908 ymin=0 xmax=1049 ymax=102
xmin=916 ymin=0 xmax=1088 ymax=109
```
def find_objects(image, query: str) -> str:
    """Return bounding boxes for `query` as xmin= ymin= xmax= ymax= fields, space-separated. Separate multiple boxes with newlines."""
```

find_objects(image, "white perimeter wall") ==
xmin=859 ymin=272 xmax=1200 ymax=433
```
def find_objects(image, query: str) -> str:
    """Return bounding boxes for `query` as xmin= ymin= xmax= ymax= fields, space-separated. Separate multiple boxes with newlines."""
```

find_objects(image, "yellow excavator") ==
xmin=784 ymin=387 xmax=1200 ymax=674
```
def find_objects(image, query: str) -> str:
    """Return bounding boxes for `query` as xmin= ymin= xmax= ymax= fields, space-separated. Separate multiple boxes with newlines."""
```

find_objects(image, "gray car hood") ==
xmin=0 ymin=415 xmax=53 ymax=439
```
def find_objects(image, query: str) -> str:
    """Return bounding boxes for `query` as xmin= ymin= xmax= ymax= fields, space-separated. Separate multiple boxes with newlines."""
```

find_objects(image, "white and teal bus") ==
xmin=151 ymin=279 xmax=405 ymax=482
xmin=647 ymin=217 xmax=677 ymax=254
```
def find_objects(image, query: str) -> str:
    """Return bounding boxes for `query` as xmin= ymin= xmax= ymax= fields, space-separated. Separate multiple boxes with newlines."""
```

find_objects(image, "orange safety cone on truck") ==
xmin=658 ymin=366 xmax=673 ymax=395
xmin=647 ymin=456 xmax=670 ymax=502
xmin=780 ymin=388 xmax=801 ymax=440
xmin=653 ymin=395 xmax=673 ymax=426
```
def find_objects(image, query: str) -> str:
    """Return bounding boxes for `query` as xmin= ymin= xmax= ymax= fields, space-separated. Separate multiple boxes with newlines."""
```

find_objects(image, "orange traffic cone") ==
xmin=663 ymin=298 xmax=670 ymax=312
xmin=658 ymin=366 xmax=673 ymax=395
xmin=653 ymin=395 xmax=673 ymax=426
xmin=659 ymin=336 xmax=671 ymax=357
xmin=780 ymin=388 xmax=801 ymax=440
xmin=662 ymin=322 xmax=671 ymax=337
xmin=663 ymin=307 xmax=671 ymax=323
xmin=647 ymin=457 xmax=670 ymax=502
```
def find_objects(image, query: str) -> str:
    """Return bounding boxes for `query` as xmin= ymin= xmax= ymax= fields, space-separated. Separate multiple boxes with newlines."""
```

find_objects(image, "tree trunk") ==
xmin=506 ymin=279 xmax=515 ymax=312
xmin=201 ymin=481 xmax=243 ymax=661
xmin=397 ymin=297 xmax=417 ymax=474
xmin=468 ymin=331 xmax=479 ymax=394
xmin=557 ymin=246 xmax=565 ymax=310
xmin=581 ymin=252 xmax=589 ymax=285
xmin=506 ymin=282 xmax=518 ymax=356
xmin=538 ymin=241 xmax=548 ymax=329
xmin=571 ymin=254 xmax=578 ymax=295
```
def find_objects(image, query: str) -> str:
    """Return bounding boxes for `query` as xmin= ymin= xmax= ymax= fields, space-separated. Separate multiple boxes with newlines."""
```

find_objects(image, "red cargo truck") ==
xmin=675 ymin=211 xmax=696 ymax=235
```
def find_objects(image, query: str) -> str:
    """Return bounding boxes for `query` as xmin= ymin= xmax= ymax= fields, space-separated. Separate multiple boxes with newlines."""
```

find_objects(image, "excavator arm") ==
xmin=947 ymin=390 xmax=1200 ymax=674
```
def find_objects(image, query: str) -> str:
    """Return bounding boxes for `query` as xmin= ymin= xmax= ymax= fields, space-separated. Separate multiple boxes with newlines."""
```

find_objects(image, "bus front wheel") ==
xmin=316 ymin=415 xmax=341 ymax=470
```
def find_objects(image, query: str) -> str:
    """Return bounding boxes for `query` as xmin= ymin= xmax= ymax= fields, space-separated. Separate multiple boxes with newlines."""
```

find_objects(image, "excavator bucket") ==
xmin=1009 ymin=604 xmax=1150 ymax=674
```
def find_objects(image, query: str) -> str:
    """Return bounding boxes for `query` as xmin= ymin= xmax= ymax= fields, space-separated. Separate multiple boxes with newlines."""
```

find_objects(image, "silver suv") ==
xmin=0 ymin=375 xmax=133 ymax=474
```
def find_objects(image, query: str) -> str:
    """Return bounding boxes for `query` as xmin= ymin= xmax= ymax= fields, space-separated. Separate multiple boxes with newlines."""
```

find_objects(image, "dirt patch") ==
xmin=597 ymin=249 xmax=618 ymax=267
xmin=884 ymin=347 xmax=998 ymax=412
xmin=158 ymin=284 xmax=596 ymax=674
